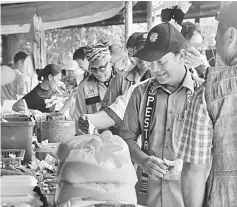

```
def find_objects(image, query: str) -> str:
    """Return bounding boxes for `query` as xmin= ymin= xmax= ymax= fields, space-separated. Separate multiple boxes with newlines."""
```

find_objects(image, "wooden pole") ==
xmin=1 ymin=35 xmax=8 ymax=65
xmin=195 ymin=5 xmax=200 ymax=23
xmin=2 ymin=34 xmax=20 ymax=65
xmin=125 ymin=1 xmax=133 ymax=43
xmin=147 ymin=1 xmax=153 ymax=32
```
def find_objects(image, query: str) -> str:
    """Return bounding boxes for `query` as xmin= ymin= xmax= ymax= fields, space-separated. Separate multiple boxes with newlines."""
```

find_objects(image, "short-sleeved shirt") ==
xmin=74 ymin=74 xmax=114 ymax=135
xmin=23 ymin=84 xmax=57 ymax=113
xmin=1 ymin=69 xmax=26 ymax=105
xmin=120 ymin=70 xmax=196 ymax=207
xmin=177 ymin=84 xmax=213 ymax=164
xmin=101 ymin=66 xmax=152 ymax=109
xmin=104 ymin=79 xmax=152 ymax=126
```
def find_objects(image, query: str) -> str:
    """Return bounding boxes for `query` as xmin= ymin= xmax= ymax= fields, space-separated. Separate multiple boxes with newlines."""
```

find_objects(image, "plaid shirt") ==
xmin=177 ymin=83 xmax=213 ymax=164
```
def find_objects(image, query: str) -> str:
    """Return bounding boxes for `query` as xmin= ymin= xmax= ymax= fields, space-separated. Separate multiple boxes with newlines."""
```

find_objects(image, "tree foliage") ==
xmin=15 ymin=19 xmax=217 ymax=66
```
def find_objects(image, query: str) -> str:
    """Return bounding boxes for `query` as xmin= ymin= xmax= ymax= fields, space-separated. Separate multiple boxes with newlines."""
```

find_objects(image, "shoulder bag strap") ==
xmin=139 ymin=80 xmax=158 ymax=194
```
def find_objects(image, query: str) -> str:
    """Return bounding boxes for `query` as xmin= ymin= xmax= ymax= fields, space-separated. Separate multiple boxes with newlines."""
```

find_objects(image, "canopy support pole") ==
xmin=2 ymin=34 xmax=20 ymax=65
xmin=147 ymin=1 xmax=153 ymax=31
xmin=195 ymin=5 xmax=200 ymax=23
xmin=125 ymin=1 xmax=133 ymax=43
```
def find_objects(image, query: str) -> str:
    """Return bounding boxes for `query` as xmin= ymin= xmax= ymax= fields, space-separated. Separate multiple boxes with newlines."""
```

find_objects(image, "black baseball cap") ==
xmin=133 ymin=22 xmax=187 ymax=62
xmin=134 ymin=32 xmax=148 ymax=50
xmin=126 ymin=32 xmax=142 ymax=49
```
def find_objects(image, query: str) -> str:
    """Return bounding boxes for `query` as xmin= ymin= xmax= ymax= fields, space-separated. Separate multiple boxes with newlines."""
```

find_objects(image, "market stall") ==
xmin=1 ymin=1 xmax=138 ymax=206
xmin=1 ymin=114 xmax=140 ymax=207
xmin=1 ymin=1 xmax=224 ymax=207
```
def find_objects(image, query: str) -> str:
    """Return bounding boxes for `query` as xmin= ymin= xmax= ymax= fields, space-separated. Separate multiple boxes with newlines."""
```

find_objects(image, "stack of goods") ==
xmin=0 ymin=149 xmax=43 ymax=207
xmin=33 ymin=139 xmax=59 ymax=161
xmin=55 ymin=131 xmax=138 ymax=206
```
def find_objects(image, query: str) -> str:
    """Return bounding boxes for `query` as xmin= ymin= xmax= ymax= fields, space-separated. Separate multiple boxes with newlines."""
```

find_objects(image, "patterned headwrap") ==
xmin=85 ymin=42 xmax=110 ymax=62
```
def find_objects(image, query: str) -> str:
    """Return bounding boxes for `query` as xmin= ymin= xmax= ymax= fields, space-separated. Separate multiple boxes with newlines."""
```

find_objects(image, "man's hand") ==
xmin=142 ymin=156 xmax=168 ymax=180
xmin=185 ymin=47 xmax=209 ymax=69
xmin=78 ymin=115 xmax=89 ymax=134
xmin=163 ymin=158 xmax=183 ymax=180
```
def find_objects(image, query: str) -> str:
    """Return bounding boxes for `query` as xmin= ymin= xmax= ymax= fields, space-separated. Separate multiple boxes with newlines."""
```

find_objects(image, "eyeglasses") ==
xmin=89 ymin=61 xmax=110 ymax=73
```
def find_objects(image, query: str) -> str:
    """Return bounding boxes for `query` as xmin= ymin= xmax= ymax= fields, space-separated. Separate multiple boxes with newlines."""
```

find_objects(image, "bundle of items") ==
xmin=33 ymin=139 xmax=59 ymax=160
xmin=55 ymin=131 xmax=138 ymax=206
xmin=1 ymin=175 xmax=43 ymax=207
xmin=0 ymin=149 xmax=44 ymax=207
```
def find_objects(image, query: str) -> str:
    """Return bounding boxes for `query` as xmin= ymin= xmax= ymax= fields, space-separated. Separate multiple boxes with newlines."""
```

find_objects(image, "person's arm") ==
xmin=125 ymin=139 xmax=150 ymax=169
xmin=182 ymin=163 xmax=207 ymax=207
xmin=85 ymin=81 xmax=140 ymax=129
xmin=12 ymin=98 xmax=46 ymax=117
xmin=105 ymin=80 xmax=149 ymax=125
xmin=59 ymin=95 xmax=73 ymax=114
xmin=16 ymin=72 xmax=27 ymax=96
xmin=177 ymin=86 xmax=213 ymax=207
xmin=12 ymin=98 xmax=26 ymax=112
xmin=119 ymin=87 xmax=145 ymax=166
xmin=120 ymin=87 xmax=168 ymax=178
xmin=74 ymin=82 xmax=88 ymax=135
xmin=74 ymin=83 xmax=87 ymax=120
xmin=86 ymin=111 xmax=115 ymax=129
xmin=80 ymin=80 xmax=150 ymax=131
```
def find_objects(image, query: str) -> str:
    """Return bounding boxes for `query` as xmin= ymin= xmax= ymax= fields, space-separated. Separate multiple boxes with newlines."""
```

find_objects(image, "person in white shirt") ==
xmin=1 ymin=52 xmax=27 ymax=106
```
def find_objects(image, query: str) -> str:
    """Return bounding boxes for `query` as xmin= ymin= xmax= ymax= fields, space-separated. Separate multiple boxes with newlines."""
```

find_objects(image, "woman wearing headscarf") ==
xmin=74 ymin=42 xmax=115 ymax=135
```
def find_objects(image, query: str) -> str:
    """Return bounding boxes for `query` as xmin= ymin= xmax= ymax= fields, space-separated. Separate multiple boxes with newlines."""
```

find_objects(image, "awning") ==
xmin=1 ymin=1 xmax=125 ymax=34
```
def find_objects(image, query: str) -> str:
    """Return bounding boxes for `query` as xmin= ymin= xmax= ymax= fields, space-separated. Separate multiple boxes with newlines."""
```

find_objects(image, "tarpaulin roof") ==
xmin=1 ymin=1 xmax=125 ymax=34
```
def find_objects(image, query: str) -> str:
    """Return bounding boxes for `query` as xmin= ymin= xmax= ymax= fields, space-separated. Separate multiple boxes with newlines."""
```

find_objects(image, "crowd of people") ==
xmin=1 ymin=2 xmax=237 ymax=207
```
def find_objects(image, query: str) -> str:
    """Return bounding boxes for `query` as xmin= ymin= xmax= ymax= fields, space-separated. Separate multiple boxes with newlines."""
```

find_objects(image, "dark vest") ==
xmin=204 ymin=66 xmax=237 ymax=207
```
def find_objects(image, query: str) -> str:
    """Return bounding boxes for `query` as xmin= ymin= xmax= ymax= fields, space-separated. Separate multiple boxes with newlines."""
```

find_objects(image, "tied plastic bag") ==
xmin=55 ymin=182 xmax=137 ymax=206
xmin=55 ymin=131 xmax=138 ymax=205
xmin=57 ymin=131 xmax=137 ymax=185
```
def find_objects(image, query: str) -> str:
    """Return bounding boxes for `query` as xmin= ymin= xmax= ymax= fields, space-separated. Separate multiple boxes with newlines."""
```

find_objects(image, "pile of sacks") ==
xmin=55 ymin=131 xmax=138 ymax=206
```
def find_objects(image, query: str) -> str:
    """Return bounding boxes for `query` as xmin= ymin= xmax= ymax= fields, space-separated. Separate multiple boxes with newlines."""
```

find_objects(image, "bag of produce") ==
xmin=55 ymin=131 xmax=137 ymax=205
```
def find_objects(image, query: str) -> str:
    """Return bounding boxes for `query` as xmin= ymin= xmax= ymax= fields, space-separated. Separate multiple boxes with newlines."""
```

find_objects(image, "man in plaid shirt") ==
xmin=177 ymin=2 xmax=237 ymax=207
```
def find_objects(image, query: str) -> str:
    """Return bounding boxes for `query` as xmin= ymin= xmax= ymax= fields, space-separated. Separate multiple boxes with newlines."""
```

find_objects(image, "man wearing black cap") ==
xmin=102 ymin=32 xmax=152 ymax=110
xmin=100 ymin=33 xmax=152 ymax=134
xmin=77 ymin=33 xmax=152 ymax=135
xmin=119 ymin=22 xmax=203 ymax=207
xmin=177 ymin=2 xmax=237 ymax=207
xmin=126 ymin=32 xmax=143 ymax=66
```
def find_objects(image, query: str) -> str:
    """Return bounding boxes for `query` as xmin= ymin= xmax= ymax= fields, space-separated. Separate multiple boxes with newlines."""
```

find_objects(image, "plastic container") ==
xmin=40 ymin=120 xmax=75 ymax=143
xmin=1 ymin=115 xmax=35 ymax=164
xmin=1 ymin=175 xmax=37 ymax=196
xmin=2 ymin=114 xmax=32 ymax=122
xmin=1 ymin=149 xmax=25 ymax=168
xmin=35 ymin=142 xmax=59 ymax=161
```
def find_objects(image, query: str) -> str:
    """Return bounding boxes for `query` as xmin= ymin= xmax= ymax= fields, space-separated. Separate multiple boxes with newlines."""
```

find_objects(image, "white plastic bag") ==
xmin=55 ymin=131 xmax=138 ymax=205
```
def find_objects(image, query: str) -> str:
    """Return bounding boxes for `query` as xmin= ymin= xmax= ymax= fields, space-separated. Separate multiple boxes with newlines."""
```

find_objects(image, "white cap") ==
xmin=63 ymin=60 xmax=78 ymax=71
